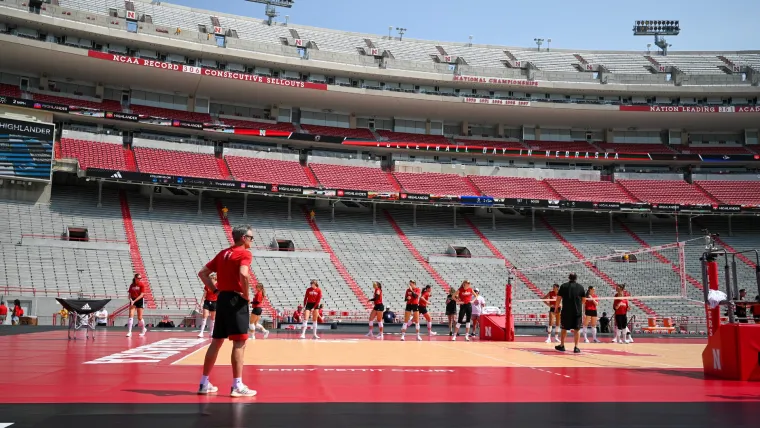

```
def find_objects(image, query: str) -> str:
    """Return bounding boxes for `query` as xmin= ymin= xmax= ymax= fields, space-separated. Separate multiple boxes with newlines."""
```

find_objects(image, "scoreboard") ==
xmin=0 ymin=117 xmax=55 ymax=181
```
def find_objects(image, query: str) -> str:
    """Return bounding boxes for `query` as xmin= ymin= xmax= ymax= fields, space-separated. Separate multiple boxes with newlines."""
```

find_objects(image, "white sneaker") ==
xmin=365 ymin=331 xmax=374 ymax=337
xmin=125 ymin=332 xmax=132 ymax=337
xmin=263 ymin=330 xmax=269 ymax=339
xmin=624 ymin=339 xmax=632 ymax=344
xmin=249 ymin=333 xmax=256 ymax=340
xmin=230 ymin=384 xmax=257 ymax=398
xmin=545 ymin=337 xmax=551 ymax=343
xmin=299 ymin=334 xmax=306 ymax=339
xmin=376 ymin=334 xmax=384 ymax=340
xmin=584 ymin=338 xmax=590 ymax=343
xmin=400 ymin=335 xmax=405 ymax=341
xmin=627 ymin=336 xmax=634 ymax=343
xmin=416 ymin=335 xmax=422 ymax=341
xmin=554 ymin=336 xmax=560 ymax=343
xmin=198 ymin=332 xmax=204 ymax=338
xmin=313 ymin=334 xmax=320 ymax=340
xmin=139 ymin=328 xmax=147 ymax=337
xmin=451 ymin=336 xmax=456 ymax=341
xmin=429 ymin=331 xmax=437 ymax=336
xmin=611 ymin=338 xmax=618 ymax=343
xmin=465 ymin=336 xmax=470 ymax=342
xmin=593 ymin=339 xmax=601 ymax=343
xmin=197 ymin=382 xmax=218 ymax=395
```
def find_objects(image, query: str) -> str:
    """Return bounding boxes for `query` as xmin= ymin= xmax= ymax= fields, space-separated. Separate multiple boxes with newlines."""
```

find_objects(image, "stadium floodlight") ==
xmin=246 ymin=0 xmax=294 ymax=26
xmin=633 ymin=20 xmax=680 ymax=56
xmin=396 ymin=27 xmax=407 ymax=40
xmin=534 ymin=38 xmax=544 ymax=52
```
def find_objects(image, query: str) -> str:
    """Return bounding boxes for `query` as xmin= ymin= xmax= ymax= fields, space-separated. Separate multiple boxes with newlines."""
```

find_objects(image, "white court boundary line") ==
xmin=429 ymin=341 xmax=571 ymax=379
xmin=170 ymin=339 xmax=210 ymax=365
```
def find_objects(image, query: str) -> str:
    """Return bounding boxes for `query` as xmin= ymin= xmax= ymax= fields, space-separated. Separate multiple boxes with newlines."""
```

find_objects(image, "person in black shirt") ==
xmin=445 ymin=287 xmax=457 ymax=336
xmin=554 ymin=273 xmax=586 ymax=353
xmin=735 ymin=289 xmax=749 ymax=323
xmin=598 ymin=312 xmax=611 ymax=333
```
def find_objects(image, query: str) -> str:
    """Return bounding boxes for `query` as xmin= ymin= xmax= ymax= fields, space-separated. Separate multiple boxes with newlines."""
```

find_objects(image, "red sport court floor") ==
xmin=1 ymin=328 xmax=758 ymax=428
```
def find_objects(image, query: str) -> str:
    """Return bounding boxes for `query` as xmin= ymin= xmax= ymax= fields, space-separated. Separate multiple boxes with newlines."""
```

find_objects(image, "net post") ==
xmin=505 ymin=271 xmax=514 ymax=342
xmin=678 ymin=242 xmax=687 ymax=299
xmin=704 ymin=255 xmax=721 ymax=337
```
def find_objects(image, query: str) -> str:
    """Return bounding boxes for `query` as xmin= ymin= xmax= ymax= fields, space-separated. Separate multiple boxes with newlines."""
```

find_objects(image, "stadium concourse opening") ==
xmin=0 ymin=328 xmax=758 ymax=427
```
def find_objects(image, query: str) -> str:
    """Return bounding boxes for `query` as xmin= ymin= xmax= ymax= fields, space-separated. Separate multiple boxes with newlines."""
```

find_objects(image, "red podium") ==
xmin=479 ymin=315 xmax=507 ymax=341
xmin=702 ymin=323 xmax=760 ymax=381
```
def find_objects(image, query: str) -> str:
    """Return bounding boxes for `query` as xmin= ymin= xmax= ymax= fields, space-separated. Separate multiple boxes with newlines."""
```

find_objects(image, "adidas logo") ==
xmin=111 ymin=172 xmax=123 ymax=179
xmin=81 ymin=303 xmax=91 ymax=310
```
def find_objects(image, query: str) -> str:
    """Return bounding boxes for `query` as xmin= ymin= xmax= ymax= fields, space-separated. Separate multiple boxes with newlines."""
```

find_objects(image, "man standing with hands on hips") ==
xmin=554 ymin=273 xmax=586 ymax=354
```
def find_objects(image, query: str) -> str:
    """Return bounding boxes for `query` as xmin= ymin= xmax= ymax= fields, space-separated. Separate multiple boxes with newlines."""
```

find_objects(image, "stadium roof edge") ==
xmin=94 ymin=0 xmax=760 ymax=55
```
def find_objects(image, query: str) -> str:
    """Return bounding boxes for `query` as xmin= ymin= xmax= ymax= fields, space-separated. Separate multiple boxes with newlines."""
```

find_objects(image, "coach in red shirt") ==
xmin=196 ymin=224 xmax=257 ymax=398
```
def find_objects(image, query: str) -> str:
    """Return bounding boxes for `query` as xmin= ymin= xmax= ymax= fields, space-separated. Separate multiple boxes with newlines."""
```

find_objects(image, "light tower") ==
xmin=633 ymin=20 xmax=680 ymax=56
xmin=246 ymin=0 xmax=295 ymax=26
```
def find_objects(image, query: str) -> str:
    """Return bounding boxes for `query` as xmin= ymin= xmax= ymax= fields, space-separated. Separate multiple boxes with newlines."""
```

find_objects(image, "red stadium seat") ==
xmin=0 ymin=83 xmax=21 ymax=97
xmin=618 ymin=180 xmax=716 ymax=205
xmin=59 ymin=139 xmax=127 ymax=171
xmin=134 ymin=147 xmax=224 ymax=178
xmin=545 ymin=179 xmax=639 ymax=203
xmin=310 ymin=163 xmax=397 ymax=191
xmin=393 ymin=172 xmax=475 ymax=195
xmin=466 ymin=176 xmax=561 ymax=200
xmin=695 ymin=181 xmax=760 ymax=205
xmin=225 ymin=156 xmax=312 ymax=186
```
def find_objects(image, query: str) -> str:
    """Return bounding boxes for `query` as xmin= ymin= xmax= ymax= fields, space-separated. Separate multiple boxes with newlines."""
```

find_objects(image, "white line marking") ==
xmin=170 ymin=341 xmax=209 ymax=365
xmin=0 ymin=423 xmax=14 ymax=427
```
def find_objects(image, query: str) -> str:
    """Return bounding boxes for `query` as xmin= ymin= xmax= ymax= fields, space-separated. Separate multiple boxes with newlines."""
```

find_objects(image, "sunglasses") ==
xmin=244 ymin=234 xmax=254 ymax=240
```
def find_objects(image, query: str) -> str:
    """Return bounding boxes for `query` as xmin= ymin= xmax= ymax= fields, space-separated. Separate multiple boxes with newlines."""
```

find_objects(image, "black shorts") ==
xmin=251 ymin=307 xmax=263 ymax=316
xmin=304 ymin=302 xmax=317 ymax=311
xmin=458 ymin=303 xmax=472 ymax=324
xmin=373 ymin=304 xmax=385 ymax=312
xmin=615 ymin=314 xmax=628 ymax=330
xmin=445 ymin=305 xmax=457 ymax=316
xmin=561 ymin=311 xmax=582 ymax=331
xmin=131 ymin=298 xmax=144 ymax=309
xmin=585 ymin=309 xmax=597 ymax=317
xmin=418 ymin=306 xmax=428 ymax=315
xmin=212 ymin=291 xmax=250 ymax=341
xmin=405 ymin=304 xmax=419 ymax=313
xmin=203 ymin=300 xmax=217 ymax=312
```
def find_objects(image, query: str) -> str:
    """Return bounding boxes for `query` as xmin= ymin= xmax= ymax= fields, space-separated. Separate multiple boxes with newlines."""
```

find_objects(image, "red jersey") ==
xmin=205 ymin=245 xmax=253 ymax=295
xmin=128 ymin=281 xmax=145 ymax=300
xmin=14 ymin=305 xmax=23 ymax=317
xmin=585 ymin=295 xmax=597 ymax=311
xmin=204 ymin=282 xmax=218 ymax=302
xmin=292 ymin=310 xmax=302 ymax=323
xmin=0 ymin=305 xmax=7 ymax=316
xmin=304 ymin=287 xmax=322 ymax=305
xmin=405 ymin=287 xmax=421 ymax=305
xmin=251 ymin=290 xmax=265 ymax=308
xmin=419 ymin=290 xmax=431 ymax=308
xmin=458 ymin=286 xmax=474 ymax=304
xmin=614 ymin=294 xmax=628 ymax=315
xmin=372 ymin=288 xmax=383 ymax=305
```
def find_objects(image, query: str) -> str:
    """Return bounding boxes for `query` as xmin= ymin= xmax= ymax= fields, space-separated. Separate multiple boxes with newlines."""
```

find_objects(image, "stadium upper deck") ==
xmin=1 ymin=0 xmax=758 ymax=91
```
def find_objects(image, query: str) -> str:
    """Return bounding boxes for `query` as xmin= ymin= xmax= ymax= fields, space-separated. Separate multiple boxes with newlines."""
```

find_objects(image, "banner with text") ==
xmin=452 ymin=75 xmax=539 ymax=87
xmin=620 ymin=105 xmax=760 ymax=114
xmin=0 ymin=117 xmax=55 ymax=181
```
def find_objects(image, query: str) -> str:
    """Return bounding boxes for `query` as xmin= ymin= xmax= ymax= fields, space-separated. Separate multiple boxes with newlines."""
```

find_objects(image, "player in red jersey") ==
xmin=300 ymin=280 xmax=322 ymax=339
xmin=400 ymin=280 xmax=422 ymax=341
xmin=612 ymin=284 xmax=631 ymax=344
xmin=126 ymin=273 xmax=147 ymax=337
xmin=452 ymin=280 xmax=474 ymax=341
xmin=542 ymin=284 xmax=561 ymax=343
xmin=196 ymin=225 xmax=256 ymax=398
xmin=248 ymin=283 xmax=270 ymax=340
xmin=198 ymin=273 xmax=218 ymax=338
xmin=582 ymin=285 xmax=600 ymax=343
xmin=367 ymin=281 xmax=385 ymax=339
xmin=418 ymin=285 xmax=436 ymax=337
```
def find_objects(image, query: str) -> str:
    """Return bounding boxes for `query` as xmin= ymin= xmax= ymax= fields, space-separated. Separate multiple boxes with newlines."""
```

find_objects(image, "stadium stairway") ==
xmin=462 ymin=216 xmax=544 ymax=298
xmin=615 ymin=219 xmax=704 ymax=292
xmin=303 ymin=165 xmax=319 ymax=187
xmin=383 ymin=210 xmax=450 ymax=293
xmin=216 ymin=158 xmax=233 ymax=180
xmin=464 ymin=177 xmax=482 ymax=196
xmin=124 ymin=148 xmax=138 ymax=172
xmin=301 ymin=206 xmax=372 ymax=310
xmin=539 ymin=215 xmax=658 ymax=316
xmin=385 ymin=172 xmax=402 ymax=192
xmin=616 ymin=182 xmax=641 ymax=202
xmin=119 ymin=190 xmax=155 ymax=309
xmin=214 ymin=199 xmax=276 ymax=317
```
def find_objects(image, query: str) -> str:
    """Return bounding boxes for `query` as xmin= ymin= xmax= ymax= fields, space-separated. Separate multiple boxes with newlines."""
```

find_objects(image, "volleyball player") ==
xmin=367 ymin=281 xmax=385 ymax=339
xmin=452 ymin=280 xmax=474 ymax=341
xmin=197 ymin=225 xmax=256 ymax=397
xmin=249 ymin=283 xmax=270 ymax=340
xmin=400 ymin=280 xmax=422 ymax=341
xmin=543 ymin=284 xmax=561 ymax=343
xmin=300 ymin=280 xmax=322 ymax=339
xmin=445 ymin=287 xmax=457 ymax=335
xmin=419 ymin=285 xmax=436 ymax=336
xmin=612 ymin=284 xmax=631 ymax=344
xmin=126 ymin=273 xmax=147 ymax=337
xmin=198 ymin=273 xmax=218 ymax=338
xmin=582 ymin=285 xmax=600 ymax=343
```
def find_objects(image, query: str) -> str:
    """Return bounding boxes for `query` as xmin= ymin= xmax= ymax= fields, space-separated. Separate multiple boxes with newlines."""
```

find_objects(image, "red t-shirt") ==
xmin=292 ymin=310 xmax=302 ymax=323
xmin=405 ymin=287 xmax=421 ymax=305
xmin=419 ymin=290 xmax=431 ymax=308
xmin=372 ymin=288 xmax=383 ymax=305
xmin=0 ymin=305 xmax=7 ymax=316
xmin=304 ymin=287 xmax=322 ymax=305
xmin=204 ymin=283 xmax=219 ymax=302
xmin=458 ymin=286 xmax=473 ymax=304
xmin=614 ymin=294 xmax=628 ymax=315
xmin=128 ymin=281 xmax=145 ymax=300
xmin=205 ymin=245 xmax=253 ymax=295
xmin=251 ymin=290 xmax=265 ymax=308
xmin=14 ymin=305 xmax=23 ymax=317
xmin=585 ymin=295 xmax=597 ymax=311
